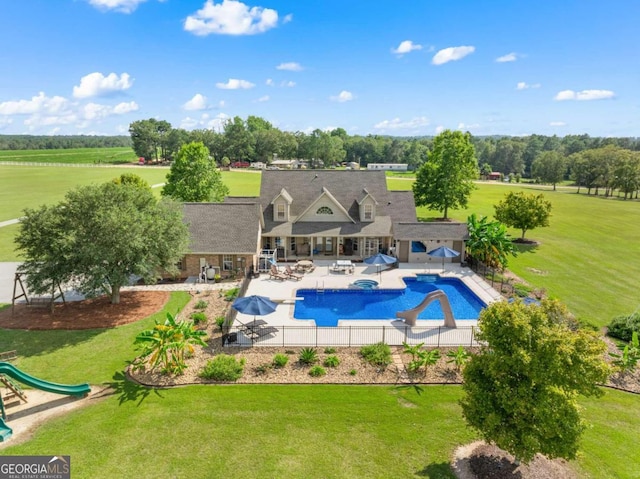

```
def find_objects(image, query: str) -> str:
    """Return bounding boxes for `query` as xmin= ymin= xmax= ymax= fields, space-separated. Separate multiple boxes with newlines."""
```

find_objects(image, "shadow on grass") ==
xmin=514 ymin=242 xmax=539 ymax=255
xmin=415 ymin=461 xmax=456 ymax=478
xmin=394 ymin=383 xmax=425 ymax=395
xmin=0 ymin=328 xmax=109 ymax=358
xmin=103 ymin=371 xmax=163 ymax=406
xmin=0 ymin=304 xmax=10 ymax=313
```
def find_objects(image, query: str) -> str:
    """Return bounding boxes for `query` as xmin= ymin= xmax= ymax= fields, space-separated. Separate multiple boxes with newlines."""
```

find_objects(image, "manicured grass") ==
xmin=0 ymin=166 xmax=170 ymax=221
xmin=0 ymin=291 xmax=190 ymax=385
xmin=1 ymin=382 xmax=638 ymax=478
xmin=388 ymin=179 xmax=640 ymax=328
xmin=576 ymin=389 xmax=640 ymax=479
xmin=0 ymin=147 xmax=137 ymax=164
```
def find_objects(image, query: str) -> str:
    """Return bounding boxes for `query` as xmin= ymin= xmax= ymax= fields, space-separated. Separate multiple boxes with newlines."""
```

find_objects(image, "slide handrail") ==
xmin=396 ymin=290 xmax=457 ymax=328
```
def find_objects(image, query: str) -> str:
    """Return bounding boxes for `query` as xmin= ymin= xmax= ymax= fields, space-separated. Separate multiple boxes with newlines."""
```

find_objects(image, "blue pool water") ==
xmin=294 ymin=276 xmax=485 ymax=327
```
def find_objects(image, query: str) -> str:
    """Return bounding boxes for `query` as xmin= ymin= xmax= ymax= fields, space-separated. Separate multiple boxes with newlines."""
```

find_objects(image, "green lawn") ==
xmin=388 ymin=179 xmax=640 ymax=328
xmin=0 ymin=147 xmax=137 ymax=164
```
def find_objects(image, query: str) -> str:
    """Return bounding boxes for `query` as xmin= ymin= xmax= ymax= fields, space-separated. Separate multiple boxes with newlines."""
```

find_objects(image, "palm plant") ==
xmin=466 ymin=213 xmax=518 ymax=269
xmin=420 ymin=349 xmax=441 ymax=376
xmin=133 ymin=312 xmax=208 ymax=375
xmin=403 ymin=342 xmax=425 ymax=373
xmin=446 ymin=346 xmax=471 ymax=372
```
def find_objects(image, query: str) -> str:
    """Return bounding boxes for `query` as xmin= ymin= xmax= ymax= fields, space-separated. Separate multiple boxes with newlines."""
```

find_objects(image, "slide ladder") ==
xmin=0 ymin=374 xmax=28 ymax=404
xmin=396 ymin=289 xmax=457 ymax=328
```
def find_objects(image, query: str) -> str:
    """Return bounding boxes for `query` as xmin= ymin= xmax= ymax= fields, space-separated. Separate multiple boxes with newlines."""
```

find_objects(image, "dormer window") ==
xmin=277 ymin=204 xmax=285 ymax=220
xmin=316 ymin=206 xmax=334 ymax=215
xmin=364 ymin=204 xmax=373 ymax=220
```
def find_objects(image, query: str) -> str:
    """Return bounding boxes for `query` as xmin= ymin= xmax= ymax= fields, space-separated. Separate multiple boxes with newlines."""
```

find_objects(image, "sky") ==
xmin=0 ymin=0 xmax=639 ymax=138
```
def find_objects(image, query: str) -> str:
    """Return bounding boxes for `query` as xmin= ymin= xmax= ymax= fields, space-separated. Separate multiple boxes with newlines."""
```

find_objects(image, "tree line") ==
xmin=0 ymin=135 xmax=131 ymax=150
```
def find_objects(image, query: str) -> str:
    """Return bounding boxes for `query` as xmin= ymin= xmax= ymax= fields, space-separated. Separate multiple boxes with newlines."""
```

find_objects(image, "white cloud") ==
xmin=112 ymin=101 xmax=139 ymax=114
xmin=184 ymin=0 xmax=280 ymax=36
xmin=83 ymin=101 xmax=138 ymax=120
xmin=276 ymin=62 xmax=303 ymax=71
xmin=282 ymin=13 xmax=293 ymax=23
xmin=554 ymin=89 xmax=615 ymax=101
xmin=73 ymin=72 xmax=133 ymax=98
xmin=181 ymin=112 xmax=229 ymax=131
xmin=496 ymin=52 xmax=518 ymax=63
xmin=0 ymin=92 xmax=69 ymax=115
xmin=183 ymin=93 xmax=210 ymax=110
xmin=282 ymin=80 xmax=296 ymax=87
xmin=87 ymin=0 xmax=151 ymax=13
xmin=0 ymin=118 xmax=13 ymax=129
xmin=216 ymin=78 xmax=255 ymax=89
xmin=432 ymin=46 xmax=475 ymax=65
xmin=392 ymin=40 xmax=422 ymax=55
xmin=330 ymin=90 xmax=353 ymax=102
xmin=265 ymin=78 xmax=274 ymax=86
xmin=457 ymin=122 xmax=480 ymax=131
xmin=257 ymin=95 xmax=270 ymax=102
xmin=373 ymin=116 xmax=430 ymax=132
xmin=549 ymin=121 xmax=566 ymax=127
xmin=435 ymin=125 xmax=444 ymax=134
xmin=516 ymin=82 xmax=541 ymax=90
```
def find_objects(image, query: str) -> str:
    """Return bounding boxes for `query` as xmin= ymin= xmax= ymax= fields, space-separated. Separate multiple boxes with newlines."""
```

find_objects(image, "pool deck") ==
xmin=238 ymin=261 xmax=502 ymax=330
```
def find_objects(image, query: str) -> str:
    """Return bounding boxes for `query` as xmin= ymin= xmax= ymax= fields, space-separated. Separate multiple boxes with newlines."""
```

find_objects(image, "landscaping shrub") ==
xmin=215 ymin=316 xmax=226 ymax=331
xmin=608 ymin=313 xmax=640 ymax=342
xmin=309 ymin=366 xmax=326 ymax=377
xmin=360 ymin=342 xmax=392 ymax=367
xmin=349 ymin=369 xmax=357 ymax=376
xmin=224 ymin=288 xmax=239 ymax=301
xmin=324 ymin=347 xmax=337 ymax=354
xmin=194 ymin=299 xmax=208 ymax=310
xmin=513 ymin=283 xmax=533 ymax=298
xmin=255 ymin=363 xmax=272 ymax=375
xmin=299 ymin=347 xmax=318 ymax=365
xmin=323 ymin=355 xmax=340 ymax=368
xmin=200 ymin=354 xmax=245 ymax=381
xmin=272 ymin=353 xmax=289 ymax=368
xmin=610 ymin=332 xmax=640 ymax=373
xmin=190 ymin=312 xmax=207 ymax=325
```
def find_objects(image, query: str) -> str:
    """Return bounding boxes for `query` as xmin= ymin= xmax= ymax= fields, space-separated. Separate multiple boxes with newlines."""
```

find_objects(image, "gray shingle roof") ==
xmin=259 ymin=170 xmax=413 ymax=235
xmin=393 ymin=222 xmax=469 ymax=240
xmin=183 ymin=203 xmax=261 ymax=253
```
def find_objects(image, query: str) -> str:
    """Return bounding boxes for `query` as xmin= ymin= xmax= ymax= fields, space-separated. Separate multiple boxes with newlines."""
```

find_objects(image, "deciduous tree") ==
xmin=15 ymin=182 xmax=189 ymax=304
xmin=412 ymin=130 xmax=478 ymax=219
xmin=162 ymin=142 xmax=229 ymax=202
xmin=494 ymin=191 xmax=552 ymax=240
xmin=531 ymin=151 xmax=567 ymax=190
xmin=460 ymin=300 xmax=609 ymax=464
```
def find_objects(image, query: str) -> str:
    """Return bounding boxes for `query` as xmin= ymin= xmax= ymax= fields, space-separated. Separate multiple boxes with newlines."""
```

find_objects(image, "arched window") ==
xmin=316 ymin=206 xmax=334 ymax=215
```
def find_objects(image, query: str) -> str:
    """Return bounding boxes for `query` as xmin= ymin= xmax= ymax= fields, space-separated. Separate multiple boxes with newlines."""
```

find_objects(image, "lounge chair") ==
xmin=269 ymin=265 xmax=288 ymax=281
xmin=284 ymin=265 xmax=303 ymax=280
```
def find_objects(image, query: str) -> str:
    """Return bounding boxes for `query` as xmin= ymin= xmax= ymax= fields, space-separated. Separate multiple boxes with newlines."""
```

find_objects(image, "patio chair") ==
xmin=235 ymin=318 xmax=268 ymax=334
xmin=284 ymin=265 xmax=303 ymax=280
xmin=269 ymin=265 xmax=288 ymax=281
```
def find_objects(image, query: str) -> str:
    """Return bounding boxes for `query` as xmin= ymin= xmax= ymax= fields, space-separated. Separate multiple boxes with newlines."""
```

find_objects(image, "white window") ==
xmin=223 ymin=255 xmax=233 ymax=271
xmin=316 ymin=206 xmax=333 ymax=215
xmin=277 ymin=204 xmax=285 ymax=220
xmin=364 ymin=204 xmax=373 ymax=221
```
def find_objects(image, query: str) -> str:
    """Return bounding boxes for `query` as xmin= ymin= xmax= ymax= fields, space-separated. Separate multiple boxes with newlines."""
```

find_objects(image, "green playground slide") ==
xmin=0 ymin=417 xmax=12 ymax=441
xmin=0 ymin=362 xmax=90 ymax=397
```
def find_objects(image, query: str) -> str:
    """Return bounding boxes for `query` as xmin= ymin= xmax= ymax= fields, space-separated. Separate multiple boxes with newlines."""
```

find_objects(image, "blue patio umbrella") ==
xmin=427 ymin=246 xmax=460 ymax=272
xmin=232 ymin=295 xmax=278 ymax=322
xmin=364 ymin=252 xmax=397 ymax=280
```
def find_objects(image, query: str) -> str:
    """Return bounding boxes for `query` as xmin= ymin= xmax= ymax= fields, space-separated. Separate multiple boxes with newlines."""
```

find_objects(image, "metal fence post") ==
xmin=437 ymin=326 xmax=441 ymax=348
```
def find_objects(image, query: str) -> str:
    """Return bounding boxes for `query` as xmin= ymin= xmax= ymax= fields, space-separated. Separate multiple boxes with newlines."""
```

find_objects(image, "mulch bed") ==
xmin=0 ymin=291 xmax=169 ymax=330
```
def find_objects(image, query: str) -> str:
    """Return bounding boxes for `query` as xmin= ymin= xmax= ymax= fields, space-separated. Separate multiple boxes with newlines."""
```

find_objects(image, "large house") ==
xmin=175 ymin=170 xmax=468 ymax=279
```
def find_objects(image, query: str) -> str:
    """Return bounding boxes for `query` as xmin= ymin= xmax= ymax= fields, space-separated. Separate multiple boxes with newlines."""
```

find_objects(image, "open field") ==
xmin=0 ymin=147 xmax=137 ymax=164
xmin=0 ymin=292 xmax=638 ymax=479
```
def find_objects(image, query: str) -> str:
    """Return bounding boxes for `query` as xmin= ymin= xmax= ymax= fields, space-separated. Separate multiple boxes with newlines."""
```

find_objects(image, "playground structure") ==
xmin=395 ymin=289 xmax=457 ymax=328
xmin=0 ymin=351 xmax=90 ymax=442
xmin=11 ymin=272 xmax=66 ymax=315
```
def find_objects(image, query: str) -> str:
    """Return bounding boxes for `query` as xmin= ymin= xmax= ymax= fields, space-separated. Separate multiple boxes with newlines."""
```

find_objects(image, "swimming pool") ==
xmin=294 ymin=275 xmax=485 ymax=327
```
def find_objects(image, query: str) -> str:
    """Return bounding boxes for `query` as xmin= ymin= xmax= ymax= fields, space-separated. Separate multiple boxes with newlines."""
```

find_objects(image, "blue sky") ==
xmin=0 ymin=0 xmax=638 ymax=137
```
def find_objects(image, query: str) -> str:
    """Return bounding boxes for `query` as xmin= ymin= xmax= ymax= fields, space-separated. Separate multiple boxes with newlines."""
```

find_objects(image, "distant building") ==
xmin=366 ymin=163 xmax=408 ymax=172
xmin=487 ymin=172 xmax=502 ymax=180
